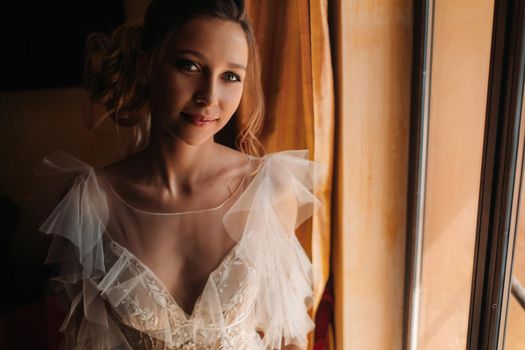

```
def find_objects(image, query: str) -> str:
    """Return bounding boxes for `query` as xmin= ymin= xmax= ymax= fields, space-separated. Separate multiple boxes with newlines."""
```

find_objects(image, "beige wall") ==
xmin=417 ymin=0 xmax=495 ymax=348
xmin=333 ymin=1 xmax=412 ymax=349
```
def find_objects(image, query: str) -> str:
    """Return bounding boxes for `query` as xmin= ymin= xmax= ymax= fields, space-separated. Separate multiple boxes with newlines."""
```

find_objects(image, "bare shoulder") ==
xmin=94 ymin=151 xmax=146 ymax=192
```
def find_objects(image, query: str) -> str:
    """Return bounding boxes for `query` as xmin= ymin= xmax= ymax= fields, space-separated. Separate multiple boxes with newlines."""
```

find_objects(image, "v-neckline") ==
xmin=104 ymin=232 xmax=240 ymax=319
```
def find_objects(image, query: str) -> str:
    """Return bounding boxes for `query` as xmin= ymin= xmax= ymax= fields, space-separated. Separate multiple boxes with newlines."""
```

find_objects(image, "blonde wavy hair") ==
xmin=83 ymin=0 xmax=265 ymax=156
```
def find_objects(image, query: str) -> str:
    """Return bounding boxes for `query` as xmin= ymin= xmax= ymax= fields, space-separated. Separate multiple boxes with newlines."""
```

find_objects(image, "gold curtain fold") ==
xmin=242 ymin=1 xmax=335 ymax=348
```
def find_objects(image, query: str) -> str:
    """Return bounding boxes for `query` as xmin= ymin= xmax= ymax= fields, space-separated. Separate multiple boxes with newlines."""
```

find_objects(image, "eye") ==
xmin=176 ymin=60 xmax=200 ymax=72
xmin=223 ymin=72 xmax=242 ymax=82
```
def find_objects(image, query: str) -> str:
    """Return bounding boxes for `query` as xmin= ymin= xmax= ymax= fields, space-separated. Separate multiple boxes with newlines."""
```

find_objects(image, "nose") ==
xmin=194 ymin=75 xmax=219 ymax=106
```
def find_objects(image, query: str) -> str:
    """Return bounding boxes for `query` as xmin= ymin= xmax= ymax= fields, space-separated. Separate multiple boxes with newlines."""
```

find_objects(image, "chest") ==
xmin=100 ymin=229 xmax=257 ymax=325
xmin=105 ymin=203 xmax=240 ymax=315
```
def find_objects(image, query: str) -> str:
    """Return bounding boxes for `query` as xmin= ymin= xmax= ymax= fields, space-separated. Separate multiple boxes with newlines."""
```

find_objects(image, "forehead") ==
xmin=166 ymin=16 xmax=248 ymax=67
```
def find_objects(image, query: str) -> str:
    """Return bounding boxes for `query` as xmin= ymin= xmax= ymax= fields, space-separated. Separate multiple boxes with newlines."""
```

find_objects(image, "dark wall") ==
xmin=0 ymin=1 xmax=125 ymax=91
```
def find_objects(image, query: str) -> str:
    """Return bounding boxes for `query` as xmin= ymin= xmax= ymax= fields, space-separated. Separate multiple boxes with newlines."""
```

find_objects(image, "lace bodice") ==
xmin=35 ymin=150 xmax=323 ymax=349
xmin=100 ymin=234 xmax=260 ymax=349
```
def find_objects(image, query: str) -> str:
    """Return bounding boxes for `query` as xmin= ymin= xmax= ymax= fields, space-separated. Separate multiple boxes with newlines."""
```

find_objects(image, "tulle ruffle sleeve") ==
xmin=223 ymin=150 xmax=325 ymax=349
xmin=33 ymin=152 xmax=123 ymax=349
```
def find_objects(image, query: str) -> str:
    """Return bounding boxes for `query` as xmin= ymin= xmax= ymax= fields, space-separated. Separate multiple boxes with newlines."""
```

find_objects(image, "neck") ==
xmin=136 ymin=121 xmax=218 ymax=195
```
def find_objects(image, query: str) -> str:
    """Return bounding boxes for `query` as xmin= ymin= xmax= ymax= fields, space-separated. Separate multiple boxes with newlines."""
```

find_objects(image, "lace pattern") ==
xmin=99 ymin=233 xmax=260 ymax=349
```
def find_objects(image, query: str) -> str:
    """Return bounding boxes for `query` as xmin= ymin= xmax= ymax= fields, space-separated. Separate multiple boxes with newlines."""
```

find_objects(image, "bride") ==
xmin=36 ymin=0 xmax=322 ymax=349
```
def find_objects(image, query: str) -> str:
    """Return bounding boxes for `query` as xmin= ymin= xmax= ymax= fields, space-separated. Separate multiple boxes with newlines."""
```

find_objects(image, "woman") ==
xmin=36 ymin=0 xmax=322 ymax=349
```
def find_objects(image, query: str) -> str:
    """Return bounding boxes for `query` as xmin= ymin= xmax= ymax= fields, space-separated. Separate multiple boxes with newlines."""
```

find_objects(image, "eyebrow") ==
xmin=173 ymin=49 xmax=246 ymax=70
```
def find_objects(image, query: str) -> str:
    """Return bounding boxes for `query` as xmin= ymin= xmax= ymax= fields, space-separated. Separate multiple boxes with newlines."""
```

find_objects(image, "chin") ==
xmin=176 ymin=119 xmax=228 ymax=144
xmin=170 ymin=127 xmax=217 ymax=146
xmin=179 ymin=135 xmax=215 ymax=146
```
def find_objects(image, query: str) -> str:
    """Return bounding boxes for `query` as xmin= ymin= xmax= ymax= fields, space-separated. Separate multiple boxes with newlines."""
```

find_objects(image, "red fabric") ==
xmin=314 ymin=277 xmax=334 ymax=350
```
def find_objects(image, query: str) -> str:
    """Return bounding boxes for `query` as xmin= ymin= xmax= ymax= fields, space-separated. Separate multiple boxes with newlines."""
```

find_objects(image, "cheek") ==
xmin=221 ymin=84 xmax=244 ymax=113
xmin=162 ymin=74 xmax=195 ymax=103
xmin=151 ymin=66 xmax=193 ymax=103
xmin=213 ymin=86 xmax=243 ymax=129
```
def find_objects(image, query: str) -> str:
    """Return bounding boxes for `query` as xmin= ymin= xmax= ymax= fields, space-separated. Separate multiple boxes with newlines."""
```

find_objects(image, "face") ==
xmin=147 ymin=16 xmax=249 ymax=146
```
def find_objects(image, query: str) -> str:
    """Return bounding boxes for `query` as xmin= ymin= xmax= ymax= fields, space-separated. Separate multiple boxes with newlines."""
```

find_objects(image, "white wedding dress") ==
xmin=35 ymin=150 xmax=323 ymax=349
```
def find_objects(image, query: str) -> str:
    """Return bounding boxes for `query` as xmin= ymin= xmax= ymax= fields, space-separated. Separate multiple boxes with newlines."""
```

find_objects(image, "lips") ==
xmin=180 ymin=112 xmax=219 ymax=126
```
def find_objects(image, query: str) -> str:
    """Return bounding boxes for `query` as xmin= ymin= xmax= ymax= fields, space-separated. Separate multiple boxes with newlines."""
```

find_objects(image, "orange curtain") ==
xmin=242 ymin=1 xmax=335 ymax=348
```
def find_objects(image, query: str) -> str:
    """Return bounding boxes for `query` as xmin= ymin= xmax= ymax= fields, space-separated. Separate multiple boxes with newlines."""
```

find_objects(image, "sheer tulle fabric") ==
xmin=35 ymin=150 xmax=323 ymax=349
